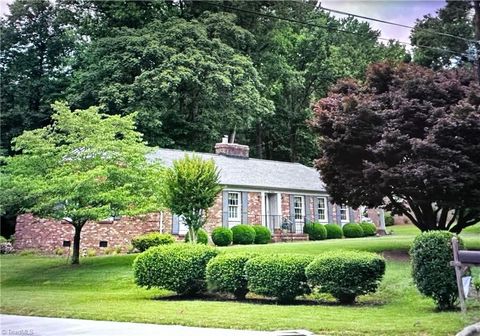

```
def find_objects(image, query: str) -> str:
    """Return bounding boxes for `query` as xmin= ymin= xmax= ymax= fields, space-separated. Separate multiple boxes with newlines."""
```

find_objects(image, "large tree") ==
xmin=0 ymin=102 xmax=164 ymax=264
xmin=0 ymin=0 xmax=77 ymax=154
xmin=410 ymin=0 xmax=476 ymax=69
xmin=311 ymin=62 xmax=480 ymax=233
xmin=68 ymin=14 xmax=273 ymax=151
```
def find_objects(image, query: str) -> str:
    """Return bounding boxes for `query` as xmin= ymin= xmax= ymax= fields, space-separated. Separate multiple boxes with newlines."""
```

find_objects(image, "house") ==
xmin=13 ymin=137 xmax=360 ymax=252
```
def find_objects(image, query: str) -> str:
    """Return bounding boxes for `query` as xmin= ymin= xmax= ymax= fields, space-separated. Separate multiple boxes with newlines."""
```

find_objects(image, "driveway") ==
xmin=0 ymin=315 xmax=313 ymax=336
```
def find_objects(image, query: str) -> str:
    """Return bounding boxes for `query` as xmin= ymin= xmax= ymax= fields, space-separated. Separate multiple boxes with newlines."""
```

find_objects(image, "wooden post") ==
xmin=452 ymin=237 xmax=467 ymax=313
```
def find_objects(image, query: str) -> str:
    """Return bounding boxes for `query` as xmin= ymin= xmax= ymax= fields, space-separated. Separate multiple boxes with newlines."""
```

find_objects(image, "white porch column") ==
xmin=261 ymin=191 xmax=266 ymax=226
xmin=378 ymin=208 xmax=387 ymax=235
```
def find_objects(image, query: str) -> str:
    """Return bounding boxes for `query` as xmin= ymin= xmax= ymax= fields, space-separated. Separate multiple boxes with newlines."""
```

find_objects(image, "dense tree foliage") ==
xmin=1 ymin=0 xmax=407 ymax=163
xmin=410 ymin=0 xmax=476 ymax=69
xmin=0 ymin=102 xmax=164 ymax=263
xmin=312 ymin=62 xmax=480 ymax=233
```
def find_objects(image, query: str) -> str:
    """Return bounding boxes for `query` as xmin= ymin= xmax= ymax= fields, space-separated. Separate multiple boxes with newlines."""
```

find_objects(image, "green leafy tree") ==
xmin=0 ymin=102 xmax=164 ymax=264
xmin=68 ymin=15 xmax=273 ymax=151
xmin=0 ymin=0 xmax=77 ymax=153
xmin=162 ymin=155 xmax=222 ymax=243
xmin=410 ymin=0 xmax=475 ymax=69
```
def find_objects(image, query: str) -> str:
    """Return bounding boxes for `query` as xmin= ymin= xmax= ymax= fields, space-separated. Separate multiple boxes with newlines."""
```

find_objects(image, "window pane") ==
xmin=294 ymin=196 xmax=303 ymax=220
xmin=228 ymin=193 xmax=238 ymax=206
xmin=317 ymin=197 xmax=326 ymax=220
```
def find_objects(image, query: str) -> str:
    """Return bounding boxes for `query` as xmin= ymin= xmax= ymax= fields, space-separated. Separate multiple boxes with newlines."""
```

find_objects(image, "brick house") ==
xmin=14 ymin=137 xmax=360 ymax=253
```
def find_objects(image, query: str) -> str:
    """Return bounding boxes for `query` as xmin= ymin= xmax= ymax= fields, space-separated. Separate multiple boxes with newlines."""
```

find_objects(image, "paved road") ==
xmin=0 ymin=315 xmax=313 ymax=336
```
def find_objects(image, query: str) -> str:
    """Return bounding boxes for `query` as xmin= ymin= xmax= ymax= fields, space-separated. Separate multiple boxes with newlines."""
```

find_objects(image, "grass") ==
xmin=1 ymin=224 xmax=479 ymax=336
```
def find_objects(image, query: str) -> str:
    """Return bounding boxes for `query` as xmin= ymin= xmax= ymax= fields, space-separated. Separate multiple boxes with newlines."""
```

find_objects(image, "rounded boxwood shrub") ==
xmin=184 ymin=228 xmax=209 ymax=245
xmin=211 ymin=227 xmax=233 ymax=246
xmin=206 ymin=253 xmax=257 ymax=299
xmin=342 ymin=223 xmax=364 ymax=238
xmin=253 ymin=225 xmax=271 ymax=244
xmin=359 ymin=222 xmax=377 ymax=237
xmin=131 ymin=232 xmax=175 ymax=252
xmin=304 ymin=223 xmax=327 ymax=240
xmin=245 ymin=254 xmax=313 ymax=303
xmin=133 ymin=244 xmax=219 ymax=295
xmin=306 ymin=251 xmax=385 ymax=304
xmin=410 ymin=231 xmax=461 ymax=310
xmin=384 ymin=212 xmax=395 ymax=226
xmin=231 ymin=225 xmax=256 ymax=245
xmin=325 ymin=224 xmax=343 ymax=239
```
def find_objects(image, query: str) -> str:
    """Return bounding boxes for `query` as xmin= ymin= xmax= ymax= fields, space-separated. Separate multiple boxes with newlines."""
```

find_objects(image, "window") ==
xmin=294 ymin=196 xmax=304 ymax=221
xmin=339 ymin=205 xmax=349 ymax=222
xmin=63 ymin=240 xmax=71 ymax=247
xmin=99 ymin=241 xmax=108 ymax=248
xmin=228 ymin=192 xmax=240 ymax=221
xmin=317 ymin=197 xmax=328 ymax=222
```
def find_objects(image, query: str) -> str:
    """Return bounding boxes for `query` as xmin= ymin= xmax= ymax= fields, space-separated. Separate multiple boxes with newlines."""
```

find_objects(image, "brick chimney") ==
xmin=214 ymin=135 xmax=249 ymax=158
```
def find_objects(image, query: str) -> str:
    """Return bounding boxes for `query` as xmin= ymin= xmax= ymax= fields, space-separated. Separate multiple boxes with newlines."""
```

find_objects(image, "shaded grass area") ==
xmin=1 ymin=224 xmax=479 ymax=335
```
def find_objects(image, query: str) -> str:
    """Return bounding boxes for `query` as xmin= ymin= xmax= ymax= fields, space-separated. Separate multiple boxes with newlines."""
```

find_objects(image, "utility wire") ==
xmin=318 ymin=5 xmax=479 ymax=45
xmin=210 ymin=3 xmax=470 ymax=58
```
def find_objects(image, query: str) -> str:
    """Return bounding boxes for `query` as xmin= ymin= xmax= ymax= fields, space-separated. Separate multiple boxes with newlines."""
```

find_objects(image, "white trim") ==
xmin=317 ymin=196 xmax=328 ymax=223
xmin=222 ymin=185 xmax=328 ymax=196
xmin=261 ymin=191 xmax=266 ymax=226
xmin=227 ymin=192 xmax=241 ymax=222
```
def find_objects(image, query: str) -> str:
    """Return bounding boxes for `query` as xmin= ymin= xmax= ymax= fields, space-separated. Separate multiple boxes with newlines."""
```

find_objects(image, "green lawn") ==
xmin=1 ymin=224 xmax=479 ymax=336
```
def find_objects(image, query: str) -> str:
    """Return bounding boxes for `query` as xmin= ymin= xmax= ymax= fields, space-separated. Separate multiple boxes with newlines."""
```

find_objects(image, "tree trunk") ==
xmin=187 ymin=226 xmax=197 ymax=244
xmin=71 ymin=222 xmax=86 ymax=265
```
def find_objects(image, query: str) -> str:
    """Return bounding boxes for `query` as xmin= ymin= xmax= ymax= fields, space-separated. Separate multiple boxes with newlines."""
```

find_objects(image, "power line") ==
xmin=210 ymin=4 xmax=469 ymax=58
xmin=318 ymin=5 xmax=479 ymax=45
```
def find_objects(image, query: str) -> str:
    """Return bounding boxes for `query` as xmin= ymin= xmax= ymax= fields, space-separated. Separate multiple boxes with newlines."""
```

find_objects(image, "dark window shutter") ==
xmin=289 ymin=194 xmax=295 ymax=224
xmin=222 ymin=191 xmax=229 ymax=227
xmin=305 ymin=196 xmax=311 ymax=223
xmin=348 ymin=207 xmax=355 ymax=223
xmin=327 ymin=198 xmax=334 ymax=224
xmin=172 ymin=214 xmax=179 ymax=234
xmin=241 ymin=192 xmax=248 ymax=224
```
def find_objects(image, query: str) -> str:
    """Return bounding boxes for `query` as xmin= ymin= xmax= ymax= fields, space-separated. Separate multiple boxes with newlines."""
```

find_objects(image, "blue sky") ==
xmin=321 ymin=1 xmax=445 ymax=42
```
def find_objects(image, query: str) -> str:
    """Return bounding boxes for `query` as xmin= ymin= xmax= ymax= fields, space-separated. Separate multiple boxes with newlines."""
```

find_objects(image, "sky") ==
xmin=0 ymin=0 xmax=445 ymax=43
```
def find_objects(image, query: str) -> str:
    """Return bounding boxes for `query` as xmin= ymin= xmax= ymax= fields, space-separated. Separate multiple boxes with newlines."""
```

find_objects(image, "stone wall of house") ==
xmin=14 ymin=213 xmax=171 ymax=254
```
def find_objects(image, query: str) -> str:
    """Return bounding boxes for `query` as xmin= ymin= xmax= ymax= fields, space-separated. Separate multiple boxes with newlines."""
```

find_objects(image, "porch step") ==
xmin=272 ymin=233 xmax=309 ymax=243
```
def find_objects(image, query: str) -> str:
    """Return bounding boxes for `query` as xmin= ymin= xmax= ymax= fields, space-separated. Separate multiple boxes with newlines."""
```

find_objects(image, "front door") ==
xmin=264 ymin=193 xmax=279 ymax=231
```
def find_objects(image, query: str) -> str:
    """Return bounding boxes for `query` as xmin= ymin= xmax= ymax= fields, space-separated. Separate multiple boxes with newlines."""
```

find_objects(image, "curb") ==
xmin=456 ymin=323 xmax=480 ymax=336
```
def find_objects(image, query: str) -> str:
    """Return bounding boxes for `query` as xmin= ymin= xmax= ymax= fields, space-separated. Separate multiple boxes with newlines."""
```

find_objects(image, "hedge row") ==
xmin=133 ymin=244 xmax=386 ymax=304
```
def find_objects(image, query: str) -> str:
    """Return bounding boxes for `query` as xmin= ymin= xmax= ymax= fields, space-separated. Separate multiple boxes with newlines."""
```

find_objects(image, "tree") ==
xmin=410 ymin=0 xmax=475 ymax=69
xmin=162 ymin=155 xmax=222 ymax=243
xmin=68 ymin=15 xmax=273 ymax=151
xmin=311 ymin=62 xmax=480 ymax=233
xmin=0 ymin=102 xmax=164 ymax=264
xmin=0 ymin=0 xmax=77 ymax=154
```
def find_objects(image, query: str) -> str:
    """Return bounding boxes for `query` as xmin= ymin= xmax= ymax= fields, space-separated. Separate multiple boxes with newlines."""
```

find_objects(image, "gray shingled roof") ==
xmin=148 ymin=148 xmax=326 ymax=193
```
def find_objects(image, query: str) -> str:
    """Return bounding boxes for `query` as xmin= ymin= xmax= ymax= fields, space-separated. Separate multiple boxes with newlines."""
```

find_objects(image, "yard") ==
xmin=1 ymin=224 xmax=479 ymax=336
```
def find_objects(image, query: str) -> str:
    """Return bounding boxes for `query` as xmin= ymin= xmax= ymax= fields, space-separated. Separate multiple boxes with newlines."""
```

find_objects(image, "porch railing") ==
xmin=252 ymin=215 xmax=308 ymax=234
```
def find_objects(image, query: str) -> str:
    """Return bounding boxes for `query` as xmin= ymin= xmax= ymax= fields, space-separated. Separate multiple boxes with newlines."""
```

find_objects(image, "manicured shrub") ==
xmin=304 ymin=223 xmax=327 ymax=240
xmin=306 ymin=251 xmax=385 ymax=304
xmin=245 ymin=254 xmax=313 ymax=303
xmin=211 ymin=227 xmax=233 ymax=246
xmin=410 ymin=231 xmax=461 ymax=310
xmin=231 ymin=225 xmax=256 ymax=245
xmin=384 ymin=212 xmax=395 ymax=226
xmin=185 ymin=228 xmax=209 ymax=245
xmin=342 ymin=223 xmax=364 ymax=238
xmin=253 ymin=225 xmax=271 ymax=244
xmin=325 ymin=224 xmax=343 ymax=239
xmin=359 ymin=222 xmax=377 ymax=236
xmin=206 ymin=253 xmax=257 ymax=299
xmin=133 ymin=244 xmax=219 ymax=295
xmin=131 ymin=232 xmax=175 ymax=252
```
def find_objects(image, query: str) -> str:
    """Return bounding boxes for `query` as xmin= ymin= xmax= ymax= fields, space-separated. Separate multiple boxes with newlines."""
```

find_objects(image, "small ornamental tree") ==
xmin=162 ymin=155 xmax=222 ymax=243
xmin=312 ymin=62 xmax=480 ymax=233
xmin=0 ymin=102 xmax=164 ymax=264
